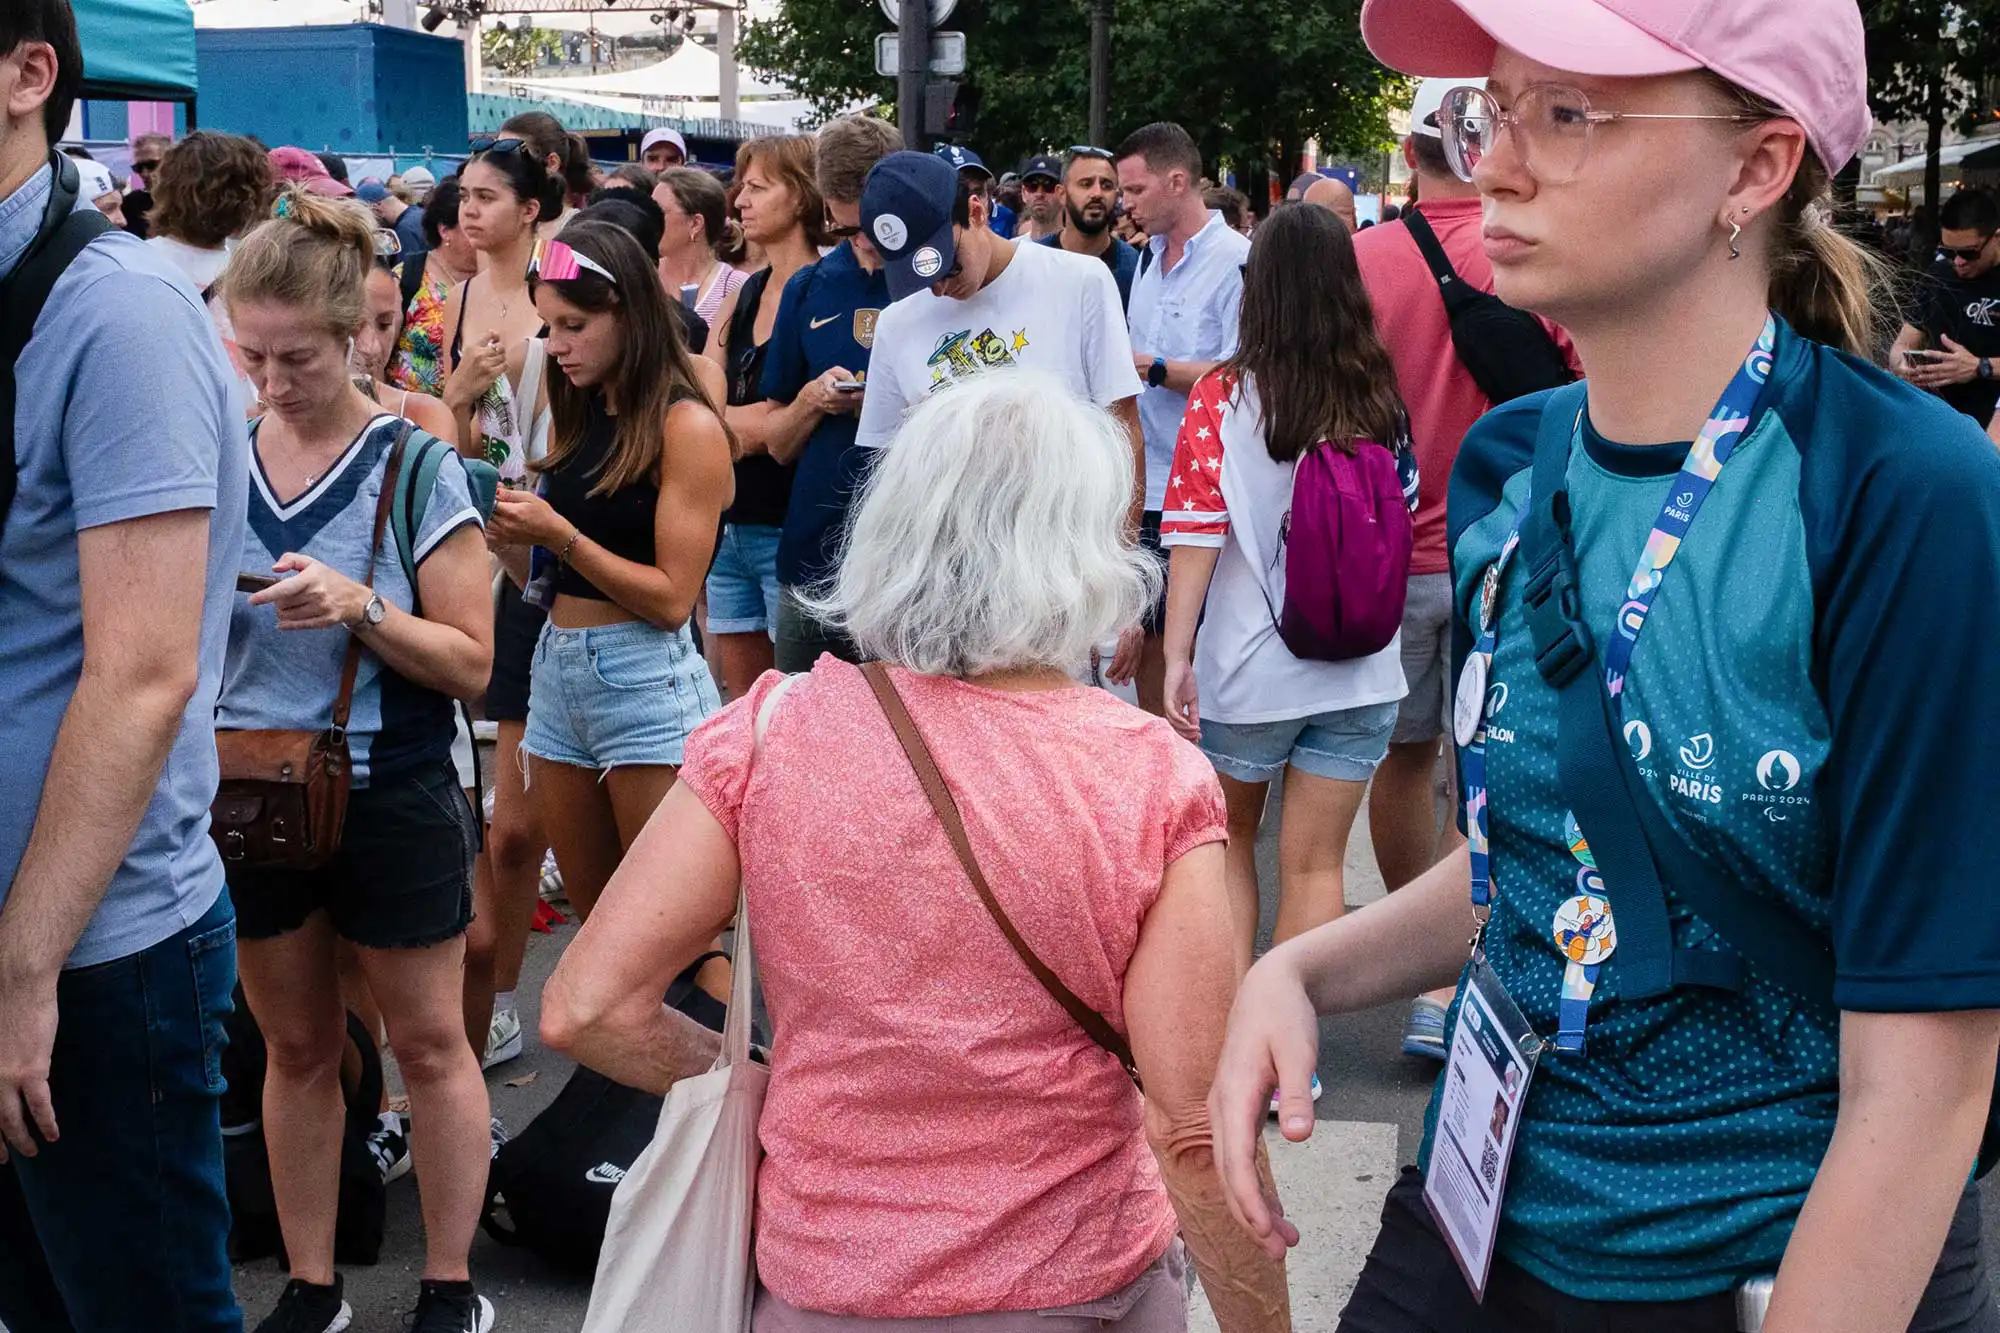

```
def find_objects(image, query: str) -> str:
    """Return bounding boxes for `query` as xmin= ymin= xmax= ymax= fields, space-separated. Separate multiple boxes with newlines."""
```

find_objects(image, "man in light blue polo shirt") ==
xmin=1117 ymin=121 xmax=1250 ymax=715
xmin=0 ymin=3 xmax=247 ymax=1328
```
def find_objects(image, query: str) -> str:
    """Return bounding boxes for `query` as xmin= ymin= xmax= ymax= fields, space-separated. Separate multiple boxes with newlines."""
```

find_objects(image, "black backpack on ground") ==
xmin=221 ymin=985 xmax=390 ymax=1265
xmin=480 ymin=955 xmax=733 ymax=1274
xmin=1404 ymin=207 xmax=1575 ymax=406
xmin=1 ymin=152 xmax=112 ymax=535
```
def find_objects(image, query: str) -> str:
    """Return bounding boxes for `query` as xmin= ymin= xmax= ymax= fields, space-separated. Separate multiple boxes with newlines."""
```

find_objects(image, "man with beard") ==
xmin=1039 ymin=146 xmax=1139 ymax=311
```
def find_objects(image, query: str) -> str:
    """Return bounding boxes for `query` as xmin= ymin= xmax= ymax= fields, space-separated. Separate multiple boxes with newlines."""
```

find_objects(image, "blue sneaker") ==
xmin=1401 ymin=997 xmax=1449 ymax=1060
xmin=1268 ymin=1073 xmax=1324 ymax=1116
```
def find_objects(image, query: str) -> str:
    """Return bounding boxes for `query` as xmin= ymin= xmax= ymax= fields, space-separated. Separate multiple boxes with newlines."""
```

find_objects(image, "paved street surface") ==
xmin=218 ymin=778 xmax=2000 ymax=1331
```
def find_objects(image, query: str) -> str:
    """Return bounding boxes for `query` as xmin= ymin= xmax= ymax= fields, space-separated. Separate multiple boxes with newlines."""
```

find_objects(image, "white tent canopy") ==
xmin=509 ymin=43 xmax=787 ymax=102
xmin=189 ymin=0 xmax=372 ymax=26
xmin=1869 ymin=137 xmax=2000 ymax=187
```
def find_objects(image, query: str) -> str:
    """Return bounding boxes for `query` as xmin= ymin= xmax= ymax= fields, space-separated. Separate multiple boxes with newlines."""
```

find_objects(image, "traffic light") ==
xmin=924 ymin=80 xmax=980 ymax=139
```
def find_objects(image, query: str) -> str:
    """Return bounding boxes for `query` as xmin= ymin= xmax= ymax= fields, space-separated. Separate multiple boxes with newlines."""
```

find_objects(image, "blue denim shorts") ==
xmin=521 ymin=619 xmax=721 ymax=770
xmin=1199 ymin=700 xmax=1400 ymax=784
xmin=705 ymin=522 xmax=783 ymax=637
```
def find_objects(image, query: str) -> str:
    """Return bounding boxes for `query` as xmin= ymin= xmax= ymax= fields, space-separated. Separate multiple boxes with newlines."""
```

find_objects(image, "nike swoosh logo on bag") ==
xmin=809 ymin=314 xmax=840 ymax=329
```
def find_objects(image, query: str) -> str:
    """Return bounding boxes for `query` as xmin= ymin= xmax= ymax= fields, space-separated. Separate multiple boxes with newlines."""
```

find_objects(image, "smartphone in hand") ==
xmin=236 ymin=571 xmax=281 ymax=594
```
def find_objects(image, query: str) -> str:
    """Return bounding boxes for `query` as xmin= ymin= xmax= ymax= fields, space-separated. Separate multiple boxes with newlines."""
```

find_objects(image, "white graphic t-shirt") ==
xmin=855 ymin=238 xmax=1143 ymax=449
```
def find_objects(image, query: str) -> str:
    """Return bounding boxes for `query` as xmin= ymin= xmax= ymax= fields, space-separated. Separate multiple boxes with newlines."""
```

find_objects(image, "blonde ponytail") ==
xmin=1707 ymin=75 xmax=1895 ymax=360
xmin=221 ymin=186 xmax=377 ymax=334
xmin=1768 ymin=153 xmax=1895 ymax=359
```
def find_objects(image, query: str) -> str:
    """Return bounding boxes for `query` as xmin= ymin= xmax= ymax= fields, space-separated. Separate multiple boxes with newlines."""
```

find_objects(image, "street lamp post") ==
xmin=1088 ymin=0 xmax=1112 ymax=150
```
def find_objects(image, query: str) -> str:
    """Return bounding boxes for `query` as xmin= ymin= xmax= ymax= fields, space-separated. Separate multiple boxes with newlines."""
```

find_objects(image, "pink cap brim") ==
xmin=1362 ymin=0 xmax=1701 ymax=80
xmin=299 ymin=176 xmax=354 ymax=197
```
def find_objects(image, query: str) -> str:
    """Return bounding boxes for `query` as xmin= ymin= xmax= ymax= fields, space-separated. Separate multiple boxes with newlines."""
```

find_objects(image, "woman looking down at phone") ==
xmin=485 ymin=221 xmax=732 ymax=923
xmin=218 ymin=188 xmax=498 ymax=1333
xmin=1210 ymin=1 xmax=2000 ymax=1331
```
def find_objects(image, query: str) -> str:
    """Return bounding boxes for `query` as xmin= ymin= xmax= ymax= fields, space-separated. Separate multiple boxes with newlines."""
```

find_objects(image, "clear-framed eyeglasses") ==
xmin=1439 ymin=84 xmax=1765 ymax=187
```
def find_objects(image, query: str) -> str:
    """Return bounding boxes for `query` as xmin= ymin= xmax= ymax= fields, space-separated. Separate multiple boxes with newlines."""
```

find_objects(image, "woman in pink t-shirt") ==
xmin=543 ymin=371 xmax=1290 ymax=1331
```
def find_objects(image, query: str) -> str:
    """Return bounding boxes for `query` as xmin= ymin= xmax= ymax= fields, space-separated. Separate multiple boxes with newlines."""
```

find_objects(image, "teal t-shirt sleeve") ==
xmin=1798 ymin=370 xmax=2000 ymax=1011
xmin=63 ymin=268 xmax=227 ymax=530
xmin=760 ymin=263 xmax=815 ymax=406
xmin=412 ymin=445 xmax=482 ymax=564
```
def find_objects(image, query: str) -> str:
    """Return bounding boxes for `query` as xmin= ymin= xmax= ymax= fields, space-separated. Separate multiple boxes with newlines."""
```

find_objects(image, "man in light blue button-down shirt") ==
xmin=1117 ymin=122 xmax=1250 ymax=714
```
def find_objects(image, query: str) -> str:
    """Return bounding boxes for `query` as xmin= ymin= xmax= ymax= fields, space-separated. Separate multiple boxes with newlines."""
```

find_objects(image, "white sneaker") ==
xmin=489 ymin=1115 xmax=510 ymax=1161
xmin=483 ymin=1005 xmax=523 ymax=1070
xmin=538 ymin=851 xmax=564 ymax=902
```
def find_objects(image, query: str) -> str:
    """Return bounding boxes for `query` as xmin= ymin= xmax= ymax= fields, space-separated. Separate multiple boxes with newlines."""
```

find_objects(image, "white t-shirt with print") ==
xmin=855 ymin=238 xmax=1143 ymax=449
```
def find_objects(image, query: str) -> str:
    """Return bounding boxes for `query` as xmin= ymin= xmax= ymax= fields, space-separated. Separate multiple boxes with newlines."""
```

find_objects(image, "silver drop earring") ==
xmin=1727 ymin=216 xmax=1743 ymax=261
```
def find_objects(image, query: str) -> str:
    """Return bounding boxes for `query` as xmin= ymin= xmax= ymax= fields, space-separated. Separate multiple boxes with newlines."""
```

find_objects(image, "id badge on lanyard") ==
xmin=1431 ymin=315 xmax=1777 ymax=1299
xmin=1423 ymin=957 xmax=1544 ymax=1301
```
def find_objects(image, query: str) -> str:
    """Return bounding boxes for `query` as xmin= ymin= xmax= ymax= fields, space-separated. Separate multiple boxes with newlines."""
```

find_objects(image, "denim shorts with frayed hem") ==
xmin=521 ymin=618 xmax=720 ymax=771
xmin=1199 ymin=699 xmax=1399 ymax=784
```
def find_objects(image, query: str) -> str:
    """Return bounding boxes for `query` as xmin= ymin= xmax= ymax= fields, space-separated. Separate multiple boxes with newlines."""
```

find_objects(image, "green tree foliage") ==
xmin=737 ymin=0 xmax=1402 ymax=177
xmin=482 ymin=24 xmax=565 ymax=78
xmin=1864 ymin=0 xmax=2000 ymax=211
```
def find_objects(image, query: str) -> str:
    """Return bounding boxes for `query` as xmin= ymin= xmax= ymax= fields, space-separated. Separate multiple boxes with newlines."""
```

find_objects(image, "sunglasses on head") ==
xmin=468 ymin=136 xmax=529 ymax=157
xmin=1943 ymin=237 xmax=1995 ymax=262
xmin=1066 ymin=145 xmax=1114 ymax=162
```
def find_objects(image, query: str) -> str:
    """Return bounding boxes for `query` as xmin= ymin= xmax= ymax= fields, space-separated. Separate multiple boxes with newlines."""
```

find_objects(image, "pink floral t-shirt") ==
xmin=679 ymin=660 xmax=1228 ymax=1319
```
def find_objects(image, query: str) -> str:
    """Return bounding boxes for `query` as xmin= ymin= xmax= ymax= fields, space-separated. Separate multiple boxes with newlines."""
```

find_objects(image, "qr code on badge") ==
xmin=1480 ymin=1137 xmax=1500 ymax=1187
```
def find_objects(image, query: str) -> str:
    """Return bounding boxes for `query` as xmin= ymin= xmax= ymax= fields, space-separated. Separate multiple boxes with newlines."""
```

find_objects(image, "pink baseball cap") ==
xmin=267 ymin=145 xmax=354 ymax=197
xmin=1359 ymin=0 xmax=1870 ymax=172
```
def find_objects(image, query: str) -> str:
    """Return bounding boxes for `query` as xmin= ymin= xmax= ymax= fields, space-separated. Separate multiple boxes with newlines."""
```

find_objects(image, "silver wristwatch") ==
xmin=354 ymin=593 xmax=386 ymax=630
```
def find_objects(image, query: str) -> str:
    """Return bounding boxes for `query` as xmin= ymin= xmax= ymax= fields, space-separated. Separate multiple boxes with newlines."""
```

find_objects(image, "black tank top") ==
xmin=542 ymin=396 xmax=657 ymax=601
xmin=723 ymin=267 xmax=794 ymax=529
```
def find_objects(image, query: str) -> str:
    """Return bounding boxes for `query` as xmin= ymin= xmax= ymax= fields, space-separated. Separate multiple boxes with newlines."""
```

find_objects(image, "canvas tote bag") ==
xmin=579 ymin=679 xmax=793 ymax=1332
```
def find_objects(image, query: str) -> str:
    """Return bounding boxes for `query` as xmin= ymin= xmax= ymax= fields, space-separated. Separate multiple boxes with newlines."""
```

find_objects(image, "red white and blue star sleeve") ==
xmin=1159 ymin=370 xmax=1231 ymax=549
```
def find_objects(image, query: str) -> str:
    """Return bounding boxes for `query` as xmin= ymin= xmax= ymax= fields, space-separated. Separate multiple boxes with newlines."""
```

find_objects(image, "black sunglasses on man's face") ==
xmin=1943 ymin=236 xmax=1995 ymax=263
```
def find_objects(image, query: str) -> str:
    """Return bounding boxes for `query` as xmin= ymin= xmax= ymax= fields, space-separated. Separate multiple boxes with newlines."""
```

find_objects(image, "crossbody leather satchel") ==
xmin=860 ymin=661 xmax=1142 ymax=1089
xmin=209 ymin=423 xmax=410 ymax=871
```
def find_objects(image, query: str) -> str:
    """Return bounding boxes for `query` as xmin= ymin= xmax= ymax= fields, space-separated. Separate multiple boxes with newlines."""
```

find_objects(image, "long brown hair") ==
xmin=530 ymin=219 xmax=720 ymax=496
xmin=1222 ymin=202 xmax=1405 ymax=461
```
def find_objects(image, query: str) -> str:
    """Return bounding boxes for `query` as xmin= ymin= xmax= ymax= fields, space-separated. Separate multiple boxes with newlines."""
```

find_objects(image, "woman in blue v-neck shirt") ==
xmin=1210 ymin=0 xmax=2000 ymax=1330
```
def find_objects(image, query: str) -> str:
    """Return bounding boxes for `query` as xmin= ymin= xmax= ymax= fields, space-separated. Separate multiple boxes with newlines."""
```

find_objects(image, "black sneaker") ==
xmin=407 ymin=1280 xmax=495 ymax=1333
xmin=255 ymin=1277 xmax=352 ymax=1333
xmin=368 ymin=1110 xmax=413 ymax=1183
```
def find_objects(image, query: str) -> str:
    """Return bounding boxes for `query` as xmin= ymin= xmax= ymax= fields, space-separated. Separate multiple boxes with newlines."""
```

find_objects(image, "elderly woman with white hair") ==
xmin=541 ymin=370 xmax=1292 ymax=1331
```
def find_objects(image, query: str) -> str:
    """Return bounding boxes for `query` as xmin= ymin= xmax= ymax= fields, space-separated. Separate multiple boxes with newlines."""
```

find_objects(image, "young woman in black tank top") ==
xmin=699 ymin=133 xmax=830 ymax=703
xmin=484 ymin=219 xmax=733 ymax=923
xmin=442 ymin=137 xmax=564 ymax=1074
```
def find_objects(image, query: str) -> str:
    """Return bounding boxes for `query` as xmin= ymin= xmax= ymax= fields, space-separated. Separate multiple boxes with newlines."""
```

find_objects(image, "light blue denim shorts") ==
xmin=1199 ymin=700 xmax=1400 ymax=784
xmin=704 ymin=522 xmax=783 ymax=637
xmin=521 ymin=619 xmax=721 ymax=770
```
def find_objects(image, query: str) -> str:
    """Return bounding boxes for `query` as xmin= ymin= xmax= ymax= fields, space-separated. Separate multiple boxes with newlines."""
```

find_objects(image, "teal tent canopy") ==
xmin=74 ymin=0 xmax=198 ymax=102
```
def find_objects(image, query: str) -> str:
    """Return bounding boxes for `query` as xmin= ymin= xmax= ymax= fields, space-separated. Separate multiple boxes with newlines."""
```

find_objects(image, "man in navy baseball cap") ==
xmin=861 ymin=150 xmax=964 ymax=303
xmin=933 ymin=143 xmax=992 ymax=180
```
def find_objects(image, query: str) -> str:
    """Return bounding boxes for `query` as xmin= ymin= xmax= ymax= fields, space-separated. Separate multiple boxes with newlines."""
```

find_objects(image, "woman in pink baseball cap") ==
xmin=1212 ymin=1 xmax=2000 ymax=1331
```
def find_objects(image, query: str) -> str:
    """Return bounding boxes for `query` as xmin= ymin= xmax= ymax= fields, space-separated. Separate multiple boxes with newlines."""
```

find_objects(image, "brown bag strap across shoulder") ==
xmin=859 ymin=660 xmax=1141 ymax=1089
xmin=332 ymin=419 xmax=411 ymax=735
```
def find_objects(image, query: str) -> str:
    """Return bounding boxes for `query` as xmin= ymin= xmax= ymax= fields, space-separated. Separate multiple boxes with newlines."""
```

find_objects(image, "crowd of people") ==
xmin=5 ymin=0 xmax=2000 ymax=1330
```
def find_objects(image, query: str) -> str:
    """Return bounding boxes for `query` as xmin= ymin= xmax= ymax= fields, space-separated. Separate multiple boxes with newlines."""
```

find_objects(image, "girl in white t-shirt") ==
xmin=1160 ymin=204 xmax=1410 ymax=994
